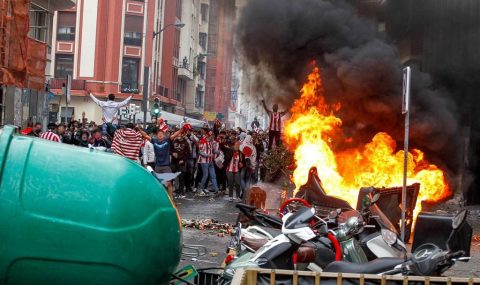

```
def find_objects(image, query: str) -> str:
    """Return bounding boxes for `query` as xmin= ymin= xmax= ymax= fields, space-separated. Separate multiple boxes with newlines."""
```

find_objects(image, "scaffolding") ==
xmin=0 ymin=0 xmax=48 ymax=90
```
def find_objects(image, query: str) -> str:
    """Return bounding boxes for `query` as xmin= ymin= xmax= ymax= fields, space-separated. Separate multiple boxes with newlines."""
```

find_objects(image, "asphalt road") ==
xmin=175 ymin=185 xmax=480 ymax=278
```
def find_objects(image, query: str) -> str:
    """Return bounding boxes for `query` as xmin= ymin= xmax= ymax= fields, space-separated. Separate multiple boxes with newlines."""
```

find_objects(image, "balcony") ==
xmin=178 ymin=67 xmax=193 ymax=81
xmin=49 ymin=78 xmax=85 ymax=90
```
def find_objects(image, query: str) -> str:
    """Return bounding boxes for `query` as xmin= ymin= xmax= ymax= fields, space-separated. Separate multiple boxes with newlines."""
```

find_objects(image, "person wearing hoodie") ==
xmin=77 ymin=131 xmax=90 ymax=148
xmin=240 ymin=134 xmax=257 ymax=195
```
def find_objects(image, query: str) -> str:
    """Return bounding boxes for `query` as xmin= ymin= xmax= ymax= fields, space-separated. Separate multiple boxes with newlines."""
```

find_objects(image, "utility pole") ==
xmin=401 ymin=66 xmax=411 ymax=242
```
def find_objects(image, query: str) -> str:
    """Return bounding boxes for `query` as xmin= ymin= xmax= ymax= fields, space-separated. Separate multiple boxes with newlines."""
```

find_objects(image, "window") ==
xmin=201 ymin=4 xmax=208 ymax=22
xmin=55 ymin=54 xmax=73 ymax=78
xmin=173 ymin=29 xmax=180 ymax=59
xmin=124 ymin=15 xmax=143 ymax=46
xmin=177 ymin=78 xmax=186 ymax=102
xmin=57 ymin=12 xmax=76 ymax=41
xmin=199 ymin=32 xmax=207 ymax=50
xmin=124 ymin=31 xmax=142 ymax=46
xmin=197 ymin=61 xmax=206 ymax=79
xmin=172 ymin=67 xmax=178 ymax=100
xmin=57 ymin=27 xmax=75 ymax=41
xmin=29 ymin=4 xmax=48 ymax=42
xmin=195 ymin=88 xmax=204 ymax=108
xmin=60 ymin=107 xmax=74 ymax=123
xmin=121 ymin=58 xmax=140 ymax=94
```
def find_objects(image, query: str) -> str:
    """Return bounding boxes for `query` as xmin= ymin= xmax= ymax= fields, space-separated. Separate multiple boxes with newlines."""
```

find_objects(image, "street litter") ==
xmin=181 ymin=218 xmax=234 ymax=234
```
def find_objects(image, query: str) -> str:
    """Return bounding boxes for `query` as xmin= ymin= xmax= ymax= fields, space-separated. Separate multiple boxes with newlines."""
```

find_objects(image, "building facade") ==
xmin=48 ymin=0 xmax=157 ymax=124
xmin=204 ymin=0 xmax=235 ymax=122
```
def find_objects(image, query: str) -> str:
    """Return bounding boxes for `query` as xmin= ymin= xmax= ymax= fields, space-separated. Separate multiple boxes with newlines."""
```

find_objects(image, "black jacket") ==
xmin=222 ymin=145 xmax=245 ymax=169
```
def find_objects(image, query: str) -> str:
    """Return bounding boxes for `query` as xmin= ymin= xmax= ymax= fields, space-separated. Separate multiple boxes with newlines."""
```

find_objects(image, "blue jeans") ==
xmin=102 ymin=123 xmax=117 ymax=135
xmin=200 ymin=162 xmax=219 ymax=192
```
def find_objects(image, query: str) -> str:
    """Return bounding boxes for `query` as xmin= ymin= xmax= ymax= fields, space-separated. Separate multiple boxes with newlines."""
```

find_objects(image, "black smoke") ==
xmin=237 ymin=0 xmax=460 ymax=174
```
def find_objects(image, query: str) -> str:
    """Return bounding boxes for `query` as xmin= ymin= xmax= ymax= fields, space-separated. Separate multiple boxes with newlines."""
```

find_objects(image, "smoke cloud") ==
xmin=237 ymin=0 xmax=460 ymax=170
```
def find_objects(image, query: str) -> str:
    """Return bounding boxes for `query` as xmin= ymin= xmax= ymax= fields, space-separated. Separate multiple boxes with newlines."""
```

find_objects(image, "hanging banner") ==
xmin=203 ymin=111 xmax=217 ymax=121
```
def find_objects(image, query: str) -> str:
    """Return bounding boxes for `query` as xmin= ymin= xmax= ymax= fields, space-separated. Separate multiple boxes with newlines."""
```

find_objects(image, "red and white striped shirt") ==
xmin=197 ymin=137 xmax=213 ymax=164
xmin=112 ymin=128 xmax=143 ymax=160
xmin=227 ymin=151 xmax=240 ymax=173
xmin=269 ymin=112 xmax=282 ymax=132
xmin=40 ymin=131 xmax=61 ymax=143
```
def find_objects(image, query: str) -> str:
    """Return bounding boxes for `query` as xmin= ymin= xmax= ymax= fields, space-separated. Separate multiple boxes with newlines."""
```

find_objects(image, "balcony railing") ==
xmin=49 ymin=78 xmax=86 ymax=90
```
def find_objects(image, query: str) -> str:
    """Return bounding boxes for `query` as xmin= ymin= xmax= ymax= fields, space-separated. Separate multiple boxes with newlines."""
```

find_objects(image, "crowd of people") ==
xmin=20 ymin=116 xmax=271 ymax=202
xmin=18 ymin=93 xmax=285 ymax=202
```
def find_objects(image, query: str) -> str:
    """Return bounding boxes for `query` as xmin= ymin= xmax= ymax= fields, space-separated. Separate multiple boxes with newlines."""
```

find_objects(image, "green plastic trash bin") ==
xmin=0 ymin=126 xmax=181 ymax=285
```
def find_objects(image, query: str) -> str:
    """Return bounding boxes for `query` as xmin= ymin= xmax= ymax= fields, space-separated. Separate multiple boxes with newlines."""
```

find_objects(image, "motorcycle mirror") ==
xmin=452 ymin=209 xmax=467 ymax=230
xmin=371 ymin=193 xmax=381 ymax=205
xmin=328 ymin=209 xmax=339 ymax=219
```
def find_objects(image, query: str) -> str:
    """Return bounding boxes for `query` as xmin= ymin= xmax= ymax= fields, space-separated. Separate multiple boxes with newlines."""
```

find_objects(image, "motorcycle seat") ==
xmin=242 ymin=236 xmax=268 ymax=251
xmin=323 ymin=257 xmax=404 ymax=274
xmin=297 ymin=243 xmax=316 ymax=263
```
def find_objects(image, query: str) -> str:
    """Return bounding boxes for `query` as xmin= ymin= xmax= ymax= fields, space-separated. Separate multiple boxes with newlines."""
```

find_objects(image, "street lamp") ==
xmin=152 ymin=22 xmax=185 ymax=38
xmin=144 ymin=22 xmax=185 ymax=128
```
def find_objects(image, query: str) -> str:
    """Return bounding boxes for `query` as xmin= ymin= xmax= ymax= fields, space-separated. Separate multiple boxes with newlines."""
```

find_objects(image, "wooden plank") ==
xmin=293 ymin=271 xmax=298 ymax=285
xmin=270 ymin=270 xmax=275 ymax=285
xmin=337 ymin=273 xmax=342 ymax=285
xmin=231 ymin=268 xmax=246 ymax=285
xmin=240 ymin=268 xmax=480 ymax=285
xmin=315 ymin=272 xmax=320 ymax=285
xmin=247 ymin=269 xmax=258 ymax=285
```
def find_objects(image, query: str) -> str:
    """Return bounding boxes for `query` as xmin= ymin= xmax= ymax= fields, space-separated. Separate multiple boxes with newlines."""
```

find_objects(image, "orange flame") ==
xmin=284 ymin=67 xmax=450 ymax=218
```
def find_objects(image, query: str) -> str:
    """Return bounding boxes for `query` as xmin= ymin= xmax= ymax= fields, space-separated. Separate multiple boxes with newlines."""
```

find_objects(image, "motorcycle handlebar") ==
xmin=446 ymin=250 xmax=465 ymax=260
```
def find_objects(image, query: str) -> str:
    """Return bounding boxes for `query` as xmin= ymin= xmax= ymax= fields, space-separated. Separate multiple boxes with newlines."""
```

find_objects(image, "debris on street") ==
xmin=181 ymin=218 xmax=234 ymax=234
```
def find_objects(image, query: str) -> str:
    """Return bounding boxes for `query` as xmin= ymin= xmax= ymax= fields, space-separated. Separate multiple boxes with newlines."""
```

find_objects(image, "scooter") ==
xmin=238 ymin=190 xmax=405 ymax=263
xmin=322 ymin=209 xmax=471 ymax=277
xmin=219 ymin=207 xmax=339 ymax=284
xmin=252 ymin=210 xmax=470 ymax=285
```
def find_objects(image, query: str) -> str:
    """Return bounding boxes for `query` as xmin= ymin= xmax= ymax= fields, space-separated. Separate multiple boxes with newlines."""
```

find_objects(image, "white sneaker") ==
xmin=229 ymin=197 xmax=234 ymax=202
xmin=178 ymin=195 xmax=186 ymax=199
xmin=192 ymin=188 xmax=197 ymax=193
xmin=198 ymin=191 xmax=208 ymax=197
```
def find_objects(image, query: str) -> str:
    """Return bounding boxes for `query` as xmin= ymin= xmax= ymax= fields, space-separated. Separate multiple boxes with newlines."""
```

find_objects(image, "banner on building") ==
xmin=203 ymin=111 xmax=217 ymax=121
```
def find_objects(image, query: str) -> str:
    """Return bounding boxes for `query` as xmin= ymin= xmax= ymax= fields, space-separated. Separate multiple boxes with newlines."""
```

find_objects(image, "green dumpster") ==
xmin=0 ymin=126 xmax=181 ymax=285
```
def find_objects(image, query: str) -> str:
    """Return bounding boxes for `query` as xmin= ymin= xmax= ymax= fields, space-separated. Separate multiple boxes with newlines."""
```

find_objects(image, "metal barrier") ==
xmin=231 ymin=268 xmax=480 ymax=285
xmin=193 ymin=268 xmax=222 ymax=285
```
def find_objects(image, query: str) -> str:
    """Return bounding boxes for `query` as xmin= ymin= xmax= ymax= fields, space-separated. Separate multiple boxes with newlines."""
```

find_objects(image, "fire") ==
xmin=284 ymin=67 xmax=449 ymax=218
